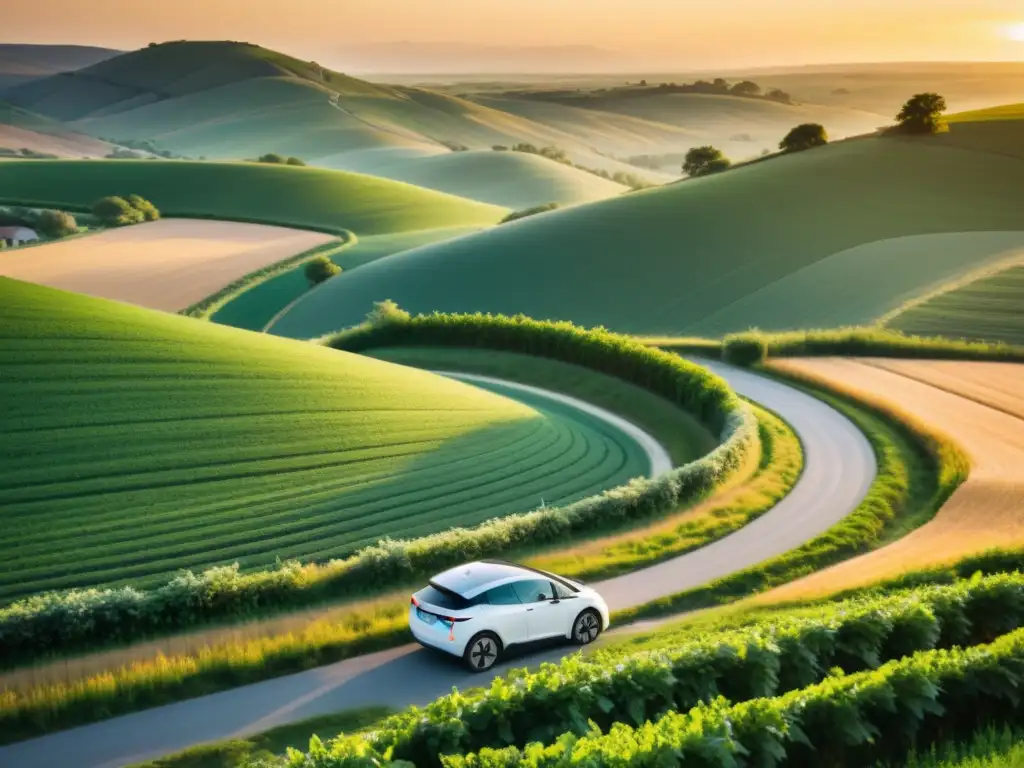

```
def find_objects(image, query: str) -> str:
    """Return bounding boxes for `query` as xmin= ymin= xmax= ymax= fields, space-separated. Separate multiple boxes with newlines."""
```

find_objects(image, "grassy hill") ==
xmin=934 ymin=103 xmax=1024 ymax=159
xmin=0 ymin=278 xmax=651 ymax=600
xmin=0 ymin=101 xmax=113 ymax=157
xmin=0 ymin=44 xmax=119 ymax=90
xmin=885 ymin=262 xmax=1024 ymax=345
xmin=360 ymin=150 xmax=627 ymax=208
xmin=268 ymin=135 xmax=1024 ymax=339
xmin=0 ymin=159 xmax=506 ymax=234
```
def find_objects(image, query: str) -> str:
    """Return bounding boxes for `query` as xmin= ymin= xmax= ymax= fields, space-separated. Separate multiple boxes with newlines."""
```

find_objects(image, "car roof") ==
xmin=431 ymin=560 xmax=577 ymax=599
xmin=430 ymin=561 xmax=535 ymax=598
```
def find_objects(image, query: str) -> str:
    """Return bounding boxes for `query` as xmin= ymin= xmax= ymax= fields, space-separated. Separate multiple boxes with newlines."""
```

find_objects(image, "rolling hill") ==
xmin=0 ymin=100 xmax=113 ymax=157
xmin=0 ymin=158 xmax=506 ymax=234
xmin=0 ymin=44 xmax=119 ymax=90
xmin=0 ymin=278 xmax=651 ymax=599
xmin=268 ymin=133 xmax=1024 ymax=339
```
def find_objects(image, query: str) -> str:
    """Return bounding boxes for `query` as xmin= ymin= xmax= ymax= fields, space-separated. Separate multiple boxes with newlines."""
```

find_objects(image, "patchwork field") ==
xmin=0 ymin=159 xmax=506 ymax=234
xmin=763 ymin=357 xmax=1024 ymax=600
xmin=214 ymin=227 xmax=482 ymax=332
xmin=886 ymin=260 xmax=1024 ymax=345
xmin=0 ymin=278 xmax=653 ymax=600
xmin=0 ymin=219 xmax=335 ymax=312
xmin=267 ymin=136 xmax=1024 ymax=339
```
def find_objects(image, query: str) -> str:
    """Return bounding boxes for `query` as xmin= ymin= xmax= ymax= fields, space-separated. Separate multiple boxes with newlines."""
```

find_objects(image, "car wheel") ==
xmin=463 ymin=632 xmax=502 ymax=672
xmin=572 ymin=609 xmax=602 ymax=645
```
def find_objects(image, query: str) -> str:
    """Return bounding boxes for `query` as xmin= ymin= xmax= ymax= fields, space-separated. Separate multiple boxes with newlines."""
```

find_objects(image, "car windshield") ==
xmin=415 ymin=584 xmax=471 ymax=610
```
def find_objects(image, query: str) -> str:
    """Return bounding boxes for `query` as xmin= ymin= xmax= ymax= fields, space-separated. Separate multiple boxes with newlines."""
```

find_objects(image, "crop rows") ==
xmin=1 ymin=282 xmax=648 ymax=600
xmin=301 ymin=572 xmax=1024 ymax=766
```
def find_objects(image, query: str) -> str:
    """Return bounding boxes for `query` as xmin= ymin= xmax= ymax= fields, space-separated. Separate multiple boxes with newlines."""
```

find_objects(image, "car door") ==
xmin=479 ymin=583 xmax=530 ymax=647
xmin=511 ymin=578 xmax=577 ymax=640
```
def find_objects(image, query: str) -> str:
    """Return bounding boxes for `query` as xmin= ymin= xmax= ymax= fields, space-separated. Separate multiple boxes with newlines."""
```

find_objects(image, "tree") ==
xmin=36 ymin=209 xmax=77 ymax=238
xmin=683 ymin=146 xmax=732 ymax=177
xmin=779 ymin=123 xmax=829 ymax=153
xmin=895 ymin=92 xmax=947 ymax=135
xmin=285 ymin=156 xmax=306 ymax=166
xmin=304 ymin=255 xmax=341 ymax=285
xmin=91 ymin=196 xmax=144 ymax=226
xmin=257 ymin=153 xmax=285 ymax=164
xmin=731 ymin=80 xmax=761 ymax=96
xmin=712 ymin=77 xmax=730 ymax=92
xmin=639 ymin=79 xmax=647 ymax=86
xmin=126 ymin=194 xmax=161 ymax=221
xmin=765 ymin=88 xmax=793 ymax=104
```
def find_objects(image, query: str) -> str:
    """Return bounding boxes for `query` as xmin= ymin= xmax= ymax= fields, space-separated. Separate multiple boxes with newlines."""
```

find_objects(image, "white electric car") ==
xmin=409 ymin=560 xmax=610 ymax=671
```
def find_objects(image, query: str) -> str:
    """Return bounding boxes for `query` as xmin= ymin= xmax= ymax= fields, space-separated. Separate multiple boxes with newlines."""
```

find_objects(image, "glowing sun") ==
xmin=1005 ymin=23 xmax=1024 ymax=42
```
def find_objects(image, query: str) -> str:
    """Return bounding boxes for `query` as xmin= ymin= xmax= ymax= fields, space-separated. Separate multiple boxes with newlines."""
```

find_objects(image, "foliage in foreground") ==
xmin=439 ymin=627 xmax=1024 ymax=768
xmin=899 ymin=726 xmax=1024 ymax=768
xmin=0 ymin=309 xmax=754 ymax=666
xmin=283 ymin=573 xmax=1024 ymax=767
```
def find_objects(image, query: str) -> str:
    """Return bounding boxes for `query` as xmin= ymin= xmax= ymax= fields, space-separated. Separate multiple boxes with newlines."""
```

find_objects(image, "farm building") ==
xmin=0 ymin=226 xmax=39 ymax=247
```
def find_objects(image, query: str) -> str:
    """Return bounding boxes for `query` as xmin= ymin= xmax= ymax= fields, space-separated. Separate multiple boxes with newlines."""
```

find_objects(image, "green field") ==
xmin=935 ymin=102 xmax=1024 ymax=159
xmin=354 ymin=150 xmax=627 ymax=209
xmin=886 ymin=262 xmax=1024 ymax=344
xmin=268 ymin=135 xmax=1024 ymax=339
xmin=212 ymin=228 xmax=482 ymax=332
xmin=0 ymin=278 xmax=651 ymax=600
xmin=0 ymin=159 xmax=505 ymax=234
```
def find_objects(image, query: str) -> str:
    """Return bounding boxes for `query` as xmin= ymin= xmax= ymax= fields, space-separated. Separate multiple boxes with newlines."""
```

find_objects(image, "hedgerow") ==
xmin=285 ymin=573 xmax=1024 ymax=768
xmin=0 ymin=311 xmax=755 ymax=667
xmin=441 ymin=627 xmax=1024 ymax=768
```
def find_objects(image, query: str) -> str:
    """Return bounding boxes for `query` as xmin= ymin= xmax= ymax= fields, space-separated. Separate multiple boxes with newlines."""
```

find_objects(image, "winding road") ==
xmin=0 ymin=361 xmax=876 ymax=768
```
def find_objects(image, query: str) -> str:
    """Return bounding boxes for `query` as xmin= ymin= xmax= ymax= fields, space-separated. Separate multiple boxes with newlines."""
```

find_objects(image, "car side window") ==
xmin=483 ymin=584 xmax=521 ymax=606
xmin=512 ymin=578 xmax=554 ymax=603
xmin=553 ymin=581 xmax=575 ymax=600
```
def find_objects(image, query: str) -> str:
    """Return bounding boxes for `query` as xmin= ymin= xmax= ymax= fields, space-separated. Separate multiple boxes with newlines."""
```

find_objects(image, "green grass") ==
xmin=0 ymin=158 xmax=506 ymax=235
xmin=214 ymin=228 xmax=481 ymax=332
xmin=886 ymin=263 xmax=1024 ymax=345
xmin=362 ymin=150 xmax=626 ymax=209
xmin=935 ymin=103 xmax=1024 ymax=160
xmin=127 ymin=706 xmax=393 ymax=768
xmin=898 ymin=727 xmax=1024 ymax=768
xmin=266 ymin=136 xmax=1024 ymax=338
xmin=0 ymin=278 xmax=651 ymax=600
xmin=363 ymin=347 xmax=715 ymax=465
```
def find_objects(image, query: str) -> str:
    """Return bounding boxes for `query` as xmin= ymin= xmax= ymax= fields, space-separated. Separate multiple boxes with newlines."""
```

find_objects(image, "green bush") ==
xmin=257 ymin=153 xmax=286 ymax=164
xmin=0 ymin=311 xmax=754 ymax=666
xmin=285 ymin=574 xmax=1024 ymax=767
xmin=91 ymin=195 xmax=144 ymax=226
xmin=35 ymin=209 xmax=78 ymax=238
xmin=779 ymin=122 xmax=829 ymax=153
xmin=721 ymin=333 xmax=767 ymax=366
xmin=682 ymin=145 xmax=732 ymax=177
xmin=304 ymin=255 xmax=342 ymax=285
xmin=126 ymin=194 xmax=161 ymax=221
xmin=439 ymin=626 xmax=1024 ymax=768
xmin=500 ymin=203 xmax=559 ymax=224
xmin=285 ymin=157 xmax=306 ymax=166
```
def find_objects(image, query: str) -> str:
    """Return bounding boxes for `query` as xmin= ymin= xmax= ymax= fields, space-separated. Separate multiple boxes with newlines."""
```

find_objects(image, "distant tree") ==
xmin=91 ymin=196 xmax=144 ymax=226
xmin=366 ymin=299 xmax=410 ymax=327
xmin=765 ymin=88 xmax=793 ymax=104
xmin=731 ymin=80 xmax=761 ymax=96
xmin=492 ymin=145 xmax=509 ymax=151
xmin=682 ymin=146 xmax=732 ymax=177
xmin=895 ymin=92 xmax=947 ymax=135
xmin=712 ymin=78 xmax=730 ymax=92
xmin=779 ymin=123 xmax=829 ymax=153
xmin=126 ymin=194 xmax=161 ymax=221
xmin=36 ymin=210 xmax=77 ymax=238
xmin=257 ymin=153 xmax=286 ymax=164
xmin=639 ymin=79 xmax=647 ymax=86
xmin=285 ymin=156 xmax=306 ymax=166
xmin=304 ymin=256 xmax=342 ymax=285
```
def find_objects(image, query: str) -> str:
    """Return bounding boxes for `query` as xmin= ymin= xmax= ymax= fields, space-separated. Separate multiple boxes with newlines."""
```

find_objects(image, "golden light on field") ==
xmin=1005 ymin=23 xmax=1024 ymax=42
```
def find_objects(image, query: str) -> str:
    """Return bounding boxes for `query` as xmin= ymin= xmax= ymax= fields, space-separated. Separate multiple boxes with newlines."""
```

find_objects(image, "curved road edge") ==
xmin=0 ymin=360 xmax=876 ymax=768
xmin=434 ymin=370 xmax=674 ymax=478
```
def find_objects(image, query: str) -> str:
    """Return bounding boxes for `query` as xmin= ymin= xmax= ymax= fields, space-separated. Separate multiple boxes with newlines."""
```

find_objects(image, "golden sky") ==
xmin=6 ymin=0 xmax=1024 ymax=69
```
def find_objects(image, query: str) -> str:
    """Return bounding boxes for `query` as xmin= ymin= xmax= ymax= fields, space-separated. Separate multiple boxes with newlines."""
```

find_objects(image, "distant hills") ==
xmin=0 ymin=44 xmax=120 ymax=89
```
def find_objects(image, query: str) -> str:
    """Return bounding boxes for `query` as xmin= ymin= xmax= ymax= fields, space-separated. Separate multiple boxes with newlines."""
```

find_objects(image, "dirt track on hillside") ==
xmin=0 ymin=219 xmax=334 ymax=311
xmin=764 ymin=357 xmax=1024 ymax=600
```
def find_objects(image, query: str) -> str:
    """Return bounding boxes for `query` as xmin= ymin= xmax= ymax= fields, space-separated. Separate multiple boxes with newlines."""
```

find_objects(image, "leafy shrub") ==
xmin=779 ymin=122 xmax=829 ymax=152
xmin=126 ymin=194 xmax=160 ymax=221
xmin=682 ymin=146 xmax=731 ymax=177
xmin=500 ymin=203 xmax=559 ymax=224
xmin=304 ymin=255 xmax=342 ymax=285
xmin=441 ymin=627 xmax=1024 ymax=768
xmin=286 ymin=157 xmax=306 ymax=166
xmin=91 ymin=196 xmax=145 ymax=226
xmin=0 ymin=311 xmax=754 ymax=665
xmin=721 ymin=333 xmax=767 ymax=366
xmin=257 ymin=153 xmax=286 ymax=164
xmin=34 ymin=209 xmax=77 ymax=238
xmin=284 ymin=574 xmax=1024 ymax=767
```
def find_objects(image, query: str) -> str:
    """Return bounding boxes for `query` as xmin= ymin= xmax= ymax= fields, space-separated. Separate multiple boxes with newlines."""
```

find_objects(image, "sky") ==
xmin=6 ymin=0 xmax=1024 ymax=71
